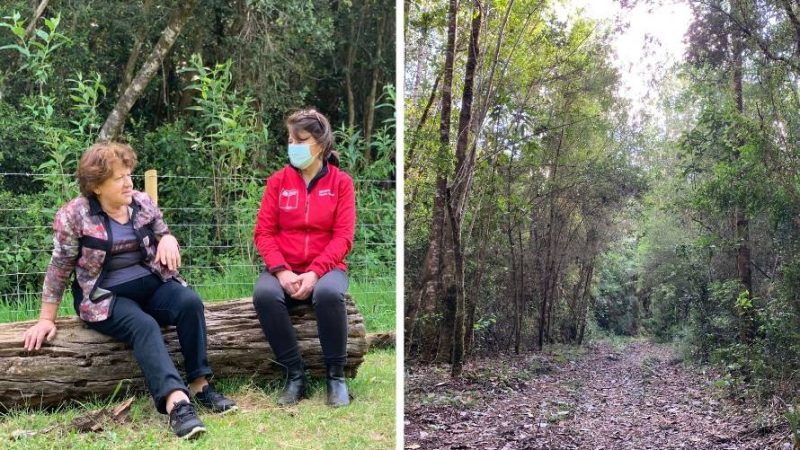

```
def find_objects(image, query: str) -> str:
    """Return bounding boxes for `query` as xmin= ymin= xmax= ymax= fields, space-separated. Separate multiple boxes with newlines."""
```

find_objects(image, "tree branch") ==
xmin=24 ymin=0 xmax=48 ymax=40
xmin=98 ymin=0 xmax=198 ymax=141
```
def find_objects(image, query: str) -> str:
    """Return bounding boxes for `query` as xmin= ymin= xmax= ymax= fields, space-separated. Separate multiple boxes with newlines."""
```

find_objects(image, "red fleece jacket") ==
xmin=254 ymin=163 xmax=355 ymax=278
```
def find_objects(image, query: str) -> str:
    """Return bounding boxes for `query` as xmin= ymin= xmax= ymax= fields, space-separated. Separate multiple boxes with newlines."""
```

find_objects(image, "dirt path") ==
xmin=405 ymin=341 xmax=791 ymax=450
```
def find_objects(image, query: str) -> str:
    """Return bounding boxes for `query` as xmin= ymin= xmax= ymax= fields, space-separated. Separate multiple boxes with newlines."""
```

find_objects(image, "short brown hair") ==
xmin=286 ymin=108 xmax=338 ymax=165
xmin=77 ymin=142 xmax=138 ymax=198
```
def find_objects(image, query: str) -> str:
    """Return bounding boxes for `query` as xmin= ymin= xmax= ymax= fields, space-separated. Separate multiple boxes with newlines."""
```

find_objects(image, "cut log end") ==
xmin=366 ymin=331 xmax=396 ymax=350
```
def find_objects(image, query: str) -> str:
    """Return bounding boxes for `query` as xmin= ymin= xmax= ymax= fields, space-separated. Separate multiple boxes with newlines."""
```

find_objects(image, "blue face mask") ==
xmin=288 ymin=143 xmax=315 ymax=169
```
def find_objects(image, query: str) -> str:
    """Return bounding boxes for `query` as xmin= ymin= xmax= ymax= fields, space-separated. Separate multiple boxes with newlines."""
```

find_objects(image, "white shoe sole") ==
xmin=217 ymin=405 xmax=238 ymax=415
xmin=181 ymin=425 xmax=207 ymax=440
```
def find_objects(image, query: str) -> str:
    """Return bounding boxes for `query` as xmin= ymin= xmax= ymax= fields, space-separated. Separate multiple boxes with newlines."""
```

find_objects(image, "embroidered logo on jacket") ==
xmin=318 ymin=189 xmax=335 ymax=197
xmin=279 ymin=189 xmax=299 ymax=210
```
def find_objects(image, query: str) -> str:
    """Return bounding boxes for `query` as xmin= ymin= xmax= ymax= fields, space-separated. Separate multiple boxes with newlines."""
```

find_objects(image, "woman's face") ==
xmin=93 ymin=162 xmax=134 ymax=209
xmin=287 ymin=127 xmax=323 ymax=159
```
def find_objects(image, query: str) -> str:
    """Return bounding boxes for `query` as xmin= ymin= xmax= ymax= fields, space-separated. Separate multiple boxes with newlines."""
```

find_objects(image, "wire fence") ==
xmin=0 ymin=172 xmax=396 ymax=327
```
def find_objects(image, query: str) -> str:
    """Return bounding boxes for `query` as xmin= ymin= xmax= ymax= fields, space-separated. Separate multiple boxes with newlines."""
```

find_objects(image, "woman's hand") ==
xmin=290 ymin=272 xmax=319 ymax=301
xmin=155 ymin=234 xmax=181 ymax=271
xmin=23 ymin=319 xmax=57 ymax=351
xmin=276 ymin=270 xmax=301 ymax=296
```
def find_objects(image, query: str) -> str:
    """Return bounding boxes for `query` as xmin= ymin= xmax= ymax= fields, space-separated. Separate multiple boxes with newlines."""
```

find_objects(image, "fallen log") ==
xmin=0 ymin=296 xmax=367 ymax=410
xmin=366 ymin=331 xmax=396 ymax=350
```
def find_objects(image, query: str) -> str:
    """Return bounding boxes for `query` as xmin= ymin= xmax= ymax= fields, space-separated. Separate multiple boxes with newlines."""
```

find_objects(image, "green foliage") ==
xmin=786 ymin=406 xmax=800 ymax=447
xmin=0 ymin=12 xmax=69 ymax=90
xmin=338 ymin=86 xmax=396 ymax=278
xmin=0 ymin=7 xmax=395 ymax=324
xmin=0 ymin=102 xmax=48 ymax=193
xmin=602 ymin=15 xmax=800 ymax=407
xmin=405 ymin=0 xmax=641 ymax=355
xmin=0 ymin=191 xmax=52 ymax=302
xmin=594 ymin=240 xmax=640 ymax=336
xmin=67 ymin=72 xmax=107 ymax=138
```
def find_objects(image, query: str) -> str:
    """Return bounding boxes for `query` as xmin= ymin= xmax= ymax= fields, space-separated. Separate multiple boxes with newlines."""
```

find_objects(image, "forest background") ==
xmin=405 ymin=0 xmax=800 ymax=420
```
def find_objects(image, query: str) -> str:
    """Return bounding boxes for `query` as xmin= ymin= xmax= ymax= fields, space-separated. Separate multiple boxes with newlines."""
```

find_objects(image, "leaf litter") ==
xmin=405 ymin=341 xmax=793 ymax=449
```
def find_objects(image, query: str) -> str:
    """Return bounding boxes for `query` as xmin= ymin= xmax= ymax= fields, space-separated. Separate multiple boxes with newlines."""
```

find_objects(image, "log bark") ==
xmin=0 ymin=296 xmax=367 ymax=411
xmin=366 ymin=331 xmax=396 ymax=350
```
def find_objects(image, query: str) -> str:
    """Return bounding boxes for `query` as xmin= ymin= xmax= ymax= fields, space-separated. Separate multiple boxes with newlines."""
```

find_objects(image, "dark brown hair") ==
xmin=77 ymin=142 xmax=138 ymax=198
xmin=286 ymin=108 xmax=339 ymax=166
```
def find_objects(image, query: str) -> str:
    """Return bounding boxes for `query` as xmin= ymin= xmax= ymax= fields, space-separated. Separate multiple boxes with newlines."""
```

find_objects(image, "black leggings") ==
xmin=84 ymin=274 xmax=212 ymax=413
xmin=252 ymin=270 xmax=348 ymax=367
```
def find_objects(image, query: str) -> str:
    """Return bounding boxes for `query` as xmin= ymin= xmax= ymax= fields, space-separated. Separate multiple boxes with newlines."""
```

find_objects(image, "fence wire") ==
xmin=0 ymin=172 xmax=395 ymax=323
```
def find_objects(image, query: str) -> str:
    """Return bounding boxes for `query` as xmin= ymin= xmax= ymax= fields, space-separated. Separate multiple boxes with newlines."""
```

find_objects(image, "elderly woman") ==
xmin=253 ymin=108 xmax=356 ymax=407
xmin=22 ymin=142 xmax=236 ymax=439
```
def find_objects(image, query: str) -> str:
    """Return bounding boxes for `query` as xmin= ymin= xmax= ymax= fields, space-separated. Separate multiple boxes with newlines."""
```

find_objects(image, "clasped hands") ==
xmin=275 ymin=270 xmax=319 ymax=300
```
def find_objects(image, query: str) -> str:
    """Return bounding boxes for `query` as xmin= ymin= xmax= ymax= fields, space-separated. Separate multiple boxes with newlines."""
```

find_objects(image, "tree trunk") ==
xmin=345 ymin=48 xmax=356 ymax=129
xmin=364 ymin=11 xmax=386 ymax=148
xmin=345 ymin=2 xmax=365 ymax=129
xmin=446 ymin=188 xmax=467 ymax=377
xmin=575 ymin=260 xmax=594 ymax=344
xmin=405 ymin=175 xmax=446 ymax=360
xmin=515 ymin=221 xmax=525 ymax=352
xmin=438 ymin=0 xmax=482 ymax=369
xmin=730 ymin=0 xmax=755 ymax=342
xmin=464 ymin=160 xmax=498 ymax=356
xmin=98 ymin=0 xmax=198 ymax=141
xmin=406 ymin=70 xmax=441 ymax=166
xmin=538 ymin=130 xmax=564 ymax=350
xmin=465 ymin=0 xmax=516 ymax=166
xmin=435 ymin=251 xmax=456 ymax=363
xmin=24 ymin=0 xmax=49 ymax=40
xmin=576 ymin=264 xmax=594 ymax=345
xmin=406 ymin=0 xmax=458 ymax=360
xmin=405 ymin=70 xmax=442 ymax=215
xmin=0 ymin=297 xmax=367 ymax=411
xmin=117 ymin=0 xmax=153 ymax=97
xmin=450 ymin=0 xmax=483 ymax=224
xmin=507 ymin=209 xmax=520 ymax=354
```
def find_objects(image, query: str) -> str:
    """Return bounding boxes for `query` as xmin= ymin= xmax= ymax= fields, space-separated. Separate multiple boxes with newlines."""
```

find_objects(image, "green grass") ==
xmin=0 ymin=349 xmax=396 ymax=449
xmin=348 ymin=277 xmax=395 ymax=332
xmin=0 ymin=293 xmax=75 ymax=324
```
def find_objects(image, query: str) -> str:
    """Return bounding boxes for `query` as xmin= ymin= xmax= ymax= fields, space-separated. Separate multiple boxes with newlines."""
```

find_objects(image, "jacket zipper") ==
xmin=298 ymin=164 xmax=326 ymax=263
xmin=304 ymin=193 xmax=310 ymax=260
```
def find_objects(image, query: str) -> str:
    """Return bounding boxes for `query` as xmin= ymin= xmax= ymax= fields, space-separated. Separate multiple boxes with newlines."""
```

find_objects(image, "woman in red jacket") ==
xmin=253 ymin=108 xmax=356 ymax=407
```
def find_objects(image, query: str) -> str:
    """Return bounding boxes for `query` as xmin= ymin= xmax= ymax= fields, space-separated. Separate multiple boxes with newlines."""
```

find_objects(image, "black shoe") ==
xmin=194 ymin=383 xmax=237 ymax=414
xmin=325 ymin=364 xmax=350 ymax=407
xmin=277 ymin=360 xmax=307 ymax=406
xmin=168 ymin=400 xmax=206 ymax=439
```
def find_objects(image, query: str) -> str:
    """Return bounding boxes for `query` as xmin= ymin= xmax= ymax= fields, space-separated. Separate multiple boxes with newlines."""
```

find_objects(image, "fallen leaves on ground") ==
xmin=405 ymin=341 xmax=793 ymax=450
xmin=70 ymin=396 xmax=135 ymax=433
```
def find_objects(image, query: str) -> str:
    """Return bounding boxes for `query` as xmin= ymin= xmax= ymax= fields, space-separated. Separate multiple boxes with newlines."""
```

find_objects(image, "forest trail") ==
xmin=405 ymin=341 xmax=790 ymax=450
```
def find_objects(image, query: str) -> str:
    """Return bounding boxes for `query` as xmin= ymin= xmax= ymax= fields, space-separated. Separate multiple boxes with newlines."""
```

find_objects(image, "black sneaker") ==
xmin=194 ymin=384 xmax=238 ymax=414
xmin=168 ymin=400 xmax=206 ymax=440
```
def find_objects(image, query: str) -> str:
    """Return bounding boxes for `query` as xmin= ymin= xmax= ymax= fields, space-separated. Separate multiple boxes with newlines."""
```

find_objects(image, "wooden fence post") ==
xmin=144 ymin=169 xmax=158 ymax=206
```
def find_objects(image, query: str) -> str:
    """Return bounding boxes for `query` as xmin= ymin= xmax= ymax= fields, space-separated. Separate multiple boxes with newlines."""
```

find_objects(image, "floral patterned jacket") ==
xmin=41 ymin=191 xmax=185 ymax=322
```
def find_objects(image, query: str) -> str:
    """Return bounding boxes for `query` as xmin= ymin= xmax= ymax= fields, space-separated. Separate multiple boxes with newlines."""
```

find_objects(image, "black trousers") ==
xmin=252 ymin=269 xmax=349 ymax=367
xmin=84 ymin=274 xmax=212 ymax=414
